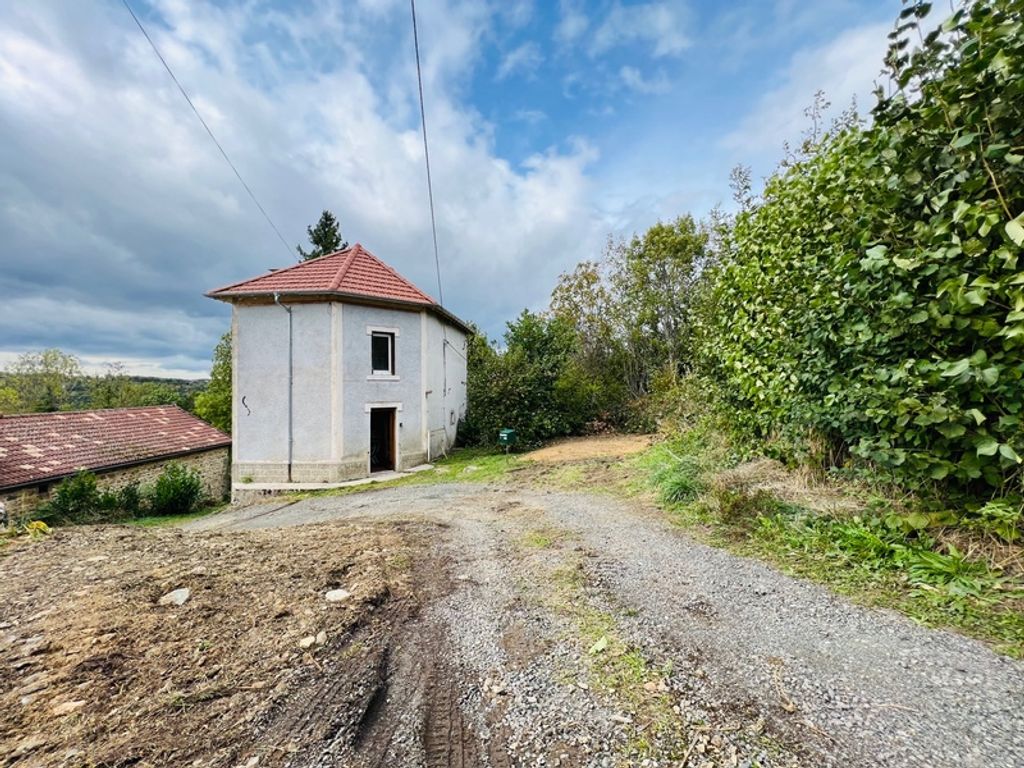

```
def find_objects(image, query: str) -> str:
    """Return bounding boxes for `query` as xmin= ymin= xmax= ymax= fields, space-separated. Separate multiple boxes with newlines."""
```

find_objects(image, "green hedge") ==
xmin=696 ymin=0 xmax=1024 ymax=492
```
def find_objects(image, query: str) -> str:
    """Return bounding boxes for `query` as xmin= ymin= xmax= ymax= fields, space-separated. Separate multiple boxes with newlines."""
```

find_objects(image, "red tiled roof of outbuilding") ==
xmin=0 ymin=406 xmax=231 ymax=490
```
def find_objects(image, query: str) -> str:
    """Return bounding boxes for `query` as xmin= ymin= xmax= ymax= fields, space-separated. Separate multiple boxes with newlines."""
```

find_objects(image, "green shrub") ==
xmin=462 ymin=312 xmax=600 ymax=448
xmin=964 ymin=498 xmax=1023 ymax=543
xmin=113 ymin=482 xmax=144 ymax=518
xmin=39 ymin=470 xmax=101 ymax=523
xmin=146 ymin=463 xmax=204 ymax=517
xmin=712 ymin=487 xmax=784 ymax=529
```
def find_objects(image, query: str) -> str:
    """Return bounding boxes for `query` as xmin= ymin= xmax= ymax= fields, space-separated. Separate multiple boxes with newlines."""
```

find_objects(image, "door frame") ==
xmin=366 ymin=403 xmax=401 ymax=473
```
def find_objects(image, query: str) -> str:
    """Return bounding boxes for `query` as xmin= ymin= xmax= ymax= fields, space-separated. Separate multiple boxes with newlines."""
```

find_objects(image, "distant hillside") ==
xmin=66 ymin=376 xmax=209 ymax=411
xmin=1 ymin=373 xmax=209 ymax=414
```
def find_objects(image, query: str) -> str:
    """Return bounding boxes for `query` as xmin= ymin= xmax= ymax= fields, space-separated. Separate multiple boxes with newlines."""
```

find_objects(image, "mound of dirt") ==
xmin=523 ymin=434 xmax=652 ymax=463
xmin=0 ymin=521 xmax=423 ymax=768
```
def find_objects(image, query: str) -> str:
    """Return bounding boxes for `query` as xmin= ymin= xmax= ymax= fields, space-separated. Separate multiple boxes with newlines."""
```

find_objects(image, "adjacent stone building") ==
xmin=0 ymin=405 xmax=231 ymax=520
xmin=206 ymin=243 xmax=470 ymax=484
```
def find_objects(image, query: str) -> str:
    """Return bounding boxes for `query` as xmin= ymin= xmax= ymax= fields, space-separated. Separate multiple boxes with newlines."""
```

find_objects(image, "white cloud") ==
xmin=722 ymin=21 xmax=890 ymax=156
xmin=591 ymin=2 xmax=691 ymax=58
xmin=555 ymin=0 xmax=589 ymax=45
xmin=0 ymin=1 xmax=608 ymax=374
xmin=514 ymin=108 xmax=547 ymax=124
xmin=619 ymin=65 xmax=671 ymax=95
xmin=496 ymin=41 xmax=543 ymax=80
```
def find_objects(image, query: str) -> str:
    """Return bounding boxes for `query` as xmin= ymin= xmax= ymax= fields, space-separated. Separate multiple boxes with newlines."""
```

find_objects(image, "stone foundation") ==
xmin=234 ymin=450 xmax=429 ymax=485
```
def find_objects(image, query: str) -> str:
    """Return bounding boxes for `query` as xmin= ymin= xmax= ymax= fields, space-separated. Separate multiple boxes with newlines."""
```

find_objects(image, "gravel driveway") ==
xmin=189 ymin=483 xmax=1024 ymax=768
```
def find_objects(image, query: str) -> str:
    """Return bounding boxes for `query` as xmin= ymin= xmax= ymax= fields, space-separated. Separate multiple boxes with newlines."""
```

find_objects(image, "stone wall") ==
xmin=1 ymin=447 xmax=230 ymax=522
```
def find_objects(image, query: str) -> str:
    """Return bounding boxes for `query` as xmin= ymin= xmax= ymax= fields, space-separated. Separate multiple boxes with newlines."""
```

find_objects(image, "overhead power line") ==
xmin=410 ymin=0 xmax=445 ymax=305
xmin=120 ymin=0 xmax=294 ymax=259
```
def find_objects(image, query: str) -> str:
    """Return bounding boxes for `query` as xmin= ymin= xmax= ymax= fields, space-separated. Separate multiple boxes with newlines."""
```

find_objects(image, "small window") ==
xmin=371 ymin=332 xmax=395 ymax=375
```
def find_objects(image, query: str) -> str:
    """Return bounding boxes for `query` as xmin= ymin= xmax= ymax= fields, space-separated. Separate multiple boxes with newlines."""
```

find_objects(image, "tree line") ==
xmin=463 ymin=0 xmax=1024 ymax=504
xmin=0 ymin=350 xmax=205 ymax=415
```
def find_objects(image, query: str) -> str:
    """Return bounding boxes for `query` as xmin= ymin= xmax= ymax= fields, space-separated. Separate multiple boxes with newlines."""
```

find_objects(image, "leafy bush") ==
xmin=145 ymin=463 xmax=204 ymax=517
xmin=965 ymin=498 xmax=1023 ymax=542
xmin=694 ymin=0 xmax=1024 ymax=495
xmin=39 ymin=466 xmax=205 ymax=524
xmin=461 ymin=313 xmax=600 ymax=448
xmin=107 ymin=482 xmax=144 ymax=519
xmin=38 ymin=470 xmax=101 ymax=523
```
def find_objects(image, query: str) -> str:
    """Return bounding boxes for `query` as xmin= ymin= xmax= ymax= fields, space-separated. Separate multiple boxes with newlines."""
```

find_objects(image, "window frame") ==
xmin=370 ymin=331 xmax=395 ymax=376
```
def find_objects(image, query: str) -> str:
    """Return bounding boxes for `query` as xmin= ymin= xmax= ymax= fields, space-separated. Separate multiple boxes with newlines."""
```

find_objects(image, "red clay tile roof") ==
xmin=207 ymin=243 xmax=436 ymax=305
xmin=0 ymin=406 xmax=231 ymax=490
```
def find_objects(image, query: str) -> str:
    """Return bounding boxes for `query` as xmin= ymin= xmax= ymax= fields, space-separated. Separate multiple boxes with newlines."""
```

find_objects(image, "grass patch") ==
xmin=546 ymin=560 xmax=687 ymax=761
xmin=640 ymin=423 xmax=1024 ymax=658
xmin=521 ymin=528 xmax=561 ymax=549
xmin=129 ymin=502 xmax=229 ymax=528
xmin=748 ymin=511 xmax=1024 ymax=657
xmin=287 ymin=447 xmax=522 ymax=502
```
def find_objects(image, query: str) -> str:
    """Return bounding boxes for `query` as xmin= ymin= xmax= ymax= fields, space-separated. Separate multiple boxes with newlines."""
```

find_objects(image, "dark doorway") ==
xmin=369 ymin=408 xmax=396 ymax=472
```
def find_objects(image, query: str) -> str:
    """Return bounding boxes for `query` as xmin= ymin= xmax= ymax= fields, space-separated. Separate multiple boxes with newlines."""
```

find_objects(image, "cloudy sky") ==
xmin=0 ymin=0 xmax=899 ymax=378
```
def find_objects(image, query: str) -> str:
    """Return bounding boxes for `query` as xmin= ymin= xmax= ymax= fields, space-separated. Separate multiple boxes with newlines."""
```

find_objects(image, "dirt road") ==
xmin=186 ymin=481 xmax=1024 ymax=768
xmin=3 ymin=446 xmax=1023 ymax=768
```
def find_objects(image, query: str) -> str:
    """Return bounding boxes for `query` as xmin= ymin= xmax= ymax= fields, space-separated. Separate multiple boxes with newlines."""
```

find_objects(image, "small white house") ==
xmin=207 ymin=243 xmax=469 ymax=484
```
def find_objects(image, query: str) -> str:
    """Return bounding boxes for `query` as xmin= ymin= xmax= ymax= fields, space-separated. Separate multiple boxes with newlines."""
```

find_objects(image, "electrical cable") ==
xmin=410 ymin=0 xmax=454 ymax=457
xmin=120 ymin=0 xmax=294 ymax=259
xmin=410 ymin=0 xmax=445 ymax=305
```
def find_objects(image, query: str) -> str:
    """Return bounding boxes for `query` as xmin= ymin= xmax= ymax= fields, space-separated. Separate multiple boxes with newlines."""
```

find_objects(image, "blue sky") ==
xmin=0 ymin=0 xmax=900 ymax=377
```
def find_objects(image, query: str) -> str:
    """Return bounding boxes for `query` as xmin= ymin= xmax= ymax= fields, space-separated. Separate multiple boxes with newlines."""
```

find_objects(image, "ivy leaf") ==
xmin=905 ymin=512 xmax=930 ymax=530
xmin=951 ymin=133 xmax=977 ymax=149
xmin=1006 ymin=214 xmax=1024 ymax=247
xmin=937 ymin=422 xmax=966 ymax=439
xmin=975 ymin=437 xmax=999 ymax=457
xmin=940 ymin=358 xmax=971 ymax=377
xmin=999 ymin=444 xmax=1022 ymax=464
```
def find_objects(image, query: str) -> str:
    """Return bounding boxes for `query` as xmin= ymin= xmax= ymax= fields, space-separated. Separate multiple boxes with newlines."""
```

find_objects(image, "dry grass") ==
xmin=711 ymin=458 xmax=862 ymax=516
xmin=935 ymin=528 xmax=1024 ymax=580
xmin=524 ymin=434 xmax=654 ymax=464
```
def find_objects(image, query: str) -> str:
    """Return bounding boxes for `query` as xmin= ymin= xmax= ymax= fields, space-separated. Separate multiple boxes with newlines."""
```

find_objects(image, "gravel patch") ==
xmin=195 ymin=483 xmax=1024 ymax=767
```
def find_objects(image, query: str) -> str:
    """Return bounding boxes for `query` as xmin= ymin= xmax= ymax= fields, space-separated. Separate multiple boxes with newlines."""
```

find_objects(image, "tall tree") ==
xmin=193 ymin=331 xmax=232 ymax=433
xmin=612 ymin=215 xmax=709 ymax=378
xmin=297 ymin=209 xmax=348 ymax=261
xmin=4 ymin=349 xmax=82 ymax=412
xmin=89 ymin=362 xmax=185 ymax=409
xmin=551 ymin=217 xmax=711 ymax=401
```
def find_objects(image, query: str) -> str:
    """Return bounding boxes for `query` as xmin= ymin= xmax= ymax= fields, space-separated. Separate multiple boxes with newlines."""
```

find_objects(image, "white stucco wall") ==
xmin=233 ymin=301 xmax=336 ymax=481
xmin=232 ymin=298 xmax=467 ymax=483
xmin=340 ymin=303 xmax=426 ymax=471
xmin=424 ymin=313 xmax=468 ymax=459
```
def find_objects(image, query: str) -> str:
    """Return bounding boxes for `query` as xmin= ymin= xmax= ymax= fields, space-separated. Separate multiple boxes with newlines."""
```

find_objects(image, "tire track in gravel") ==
xmin=199 ymin=481 xmax=1024 ymax=767
xmin=200 ymin=486 xmax=810 ymax=767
